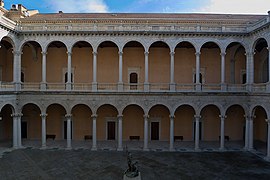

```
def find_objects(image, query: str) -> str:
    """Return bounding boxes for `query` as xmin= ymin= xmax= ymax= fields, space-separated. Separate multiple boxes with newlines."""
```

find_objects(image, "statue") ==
xmin=123 ymin=149 xmax=141 ymax=180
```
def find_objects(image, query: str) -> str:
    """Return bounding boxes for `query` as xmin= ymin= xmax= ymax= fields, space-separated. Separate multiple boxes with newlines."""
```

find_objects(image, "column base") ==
xmin=92 ymin=82 xmax=98 ymax=92
xmin=195 ymin=83 xmax=201 ymax=92
xmin=246 ymin=84 xmax=252 ymax=92
xmin=66 ymin=83 xmax=72 ymax=91
xmin=41 ymin=145 xmax=47 ymax=150
xmin=219 ymin=147 xmax=225 ymax=151
xmin=195 ymin=147 xmax=201 ymax=152
xmin=221 ymin=83 xmax=227 ymax=92
xmin=117 ymin=148 xmax=123 ymax=151
xmin=14 ymin=82 xmax=21 ymax=91
xmin=66 ymin=147 xmax=72 ymax=150
xmin=118 ymin=82 xmax=124 ymax=92
xmin=143 ymin=148 xmax=149 ymax=151
xmin=266 ymin=83 xmax=270 ymax=92
xmin=40 ymin=82 xmax=47 ymax=90
xmin=169 ymin=83 xmax=176 ymax=92
xmin=169 ymin=148 xmax=175 ymax=152
xmin=144 ymin=83 xmax=150 ymax=92
xmin=91 ymin=147 xmax=97 ymax=151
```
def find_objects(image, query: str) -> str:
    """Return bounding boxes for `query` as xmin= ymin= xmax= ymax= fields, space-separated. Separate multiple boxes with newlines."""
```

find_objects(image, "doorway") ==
xmin=107 ymin=121 xmax=116 ymax=140
xmin=151 ymin=122 xmax=159 ymax=140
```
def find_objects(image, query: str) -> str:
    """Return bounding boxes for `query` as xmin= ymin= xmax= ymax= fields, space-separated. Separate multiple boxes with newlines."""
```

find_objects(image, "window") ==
xmin=129 ymin=72 xmax=138 ymax=90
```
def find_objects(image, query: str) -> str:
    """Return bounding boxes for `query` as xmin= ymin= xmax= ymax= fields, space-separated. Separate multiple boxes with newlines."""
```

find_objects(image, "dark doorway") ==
xmin=107 ymin=121 xmax=116 ymax=140
xmin=21 ymin=121 xmax=27 ymax=139
xmin=193 ymin=121 xmax=202 ymax=140
xmin=242 ymin=73 xmax=246 ymax=84
xmin=151 ymin=122 xmax=159 ymax=140
xmin=64 ymin=121 xmax=73 ymax=139
xmin=21 ymin=72 xmax=25 ymax=82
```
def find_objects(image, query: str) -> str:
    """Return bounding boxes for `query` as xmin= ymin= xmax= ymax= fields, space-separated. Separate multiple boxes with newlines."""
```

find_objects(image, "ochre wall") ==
xmin=225 ymin=105 xmax=245 ymax=141
xmin=46 ymin=105 xmax=66 ymax=140
xmin=174 ymin=106 xmax=195 ymax=141
xmin=201 ymin=105 xmax=220 ymax=141
xmin=0 ymin=48 xmax=13 ymax=82
xmin=72 ymin=105 xmax=92 ymax=140
xmin=123 ymin=105 xmax=144 ymax=141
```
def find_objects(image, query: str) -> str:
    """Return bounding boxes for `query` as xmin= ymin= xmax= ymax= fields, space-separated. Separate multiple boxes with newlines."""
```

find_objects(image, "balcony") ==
xmin=1 ymin=82 xmax=270 ymax=93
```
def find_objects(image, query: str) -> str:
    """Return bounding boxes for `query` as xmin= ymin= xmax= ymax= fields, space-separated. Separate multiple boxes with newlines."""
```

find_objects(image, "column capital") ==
xmin=244 ymin=115 xmax=256 ymax=119
xmin=92 ymin=51 xmax=98 ymax=55
xmin=40 ymin=114 xmax=48 ymax=118
xmin=91 ymin=114 xmax=97 ymax=118
xmin=170 ymin=51 xmax=175 ymax=56
xmin=219 ymin=115 xmax=227 ymax=119
xmin=12 ymin=50 xmax=22 ymax=56
xmin=143 ymin=114 xmax=149 ymax=119
xmin=144 ymin=51 xmax=149 ymax=55
xmin=117 ymin=114 xmax=123 ymax=118
xmin=11 ymin=113 xmax=23 ymax=117
xmin=220 ymin=52 xmax=226 ymax=56
xmin=118 ymin=51 xmax=123 ymax=55
xmin=41 ymin=51 xmax=47 ymax=55
xmin=245 ymin=51 xmax=255 ymax=56
xmin=65 ymin=114 xmax=72 ymax=118
xmin=267 ymin=47 xmax=270 ymax=51
xmin=195 ymin=52 xmax=201 ymax=56
xmin=194 ymin=115 xmax=201 ymax=119
xmin=66 ymin=51 xmax=72 ymax=56
xmin=169 ymin=115 xmax=175 ymax=119
xmin=265 ymin=119 xmax=270 ymax=124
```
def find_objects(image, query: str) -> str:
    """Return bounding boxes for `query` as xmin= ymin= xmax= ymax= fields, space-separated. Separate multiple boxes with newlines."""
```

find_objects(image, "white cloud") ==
xmin=48 ymin=0 xmax=109 ymax=13
xmin=198 ymin=0 xmax=270 ymax=14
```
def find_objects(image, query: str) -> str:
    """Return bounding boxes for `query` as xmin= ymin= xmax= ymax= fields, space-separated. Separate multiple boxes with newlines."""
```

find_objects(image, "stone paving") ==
xmin=0 ymin=148 xmax=270 ymax=180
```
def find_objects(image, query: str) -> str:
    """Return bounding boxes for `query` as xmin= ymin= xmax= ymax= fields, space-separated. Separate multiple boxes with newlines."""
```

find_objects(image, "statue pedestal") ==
xmin=123 ymin=172 xmax=141 ymax=180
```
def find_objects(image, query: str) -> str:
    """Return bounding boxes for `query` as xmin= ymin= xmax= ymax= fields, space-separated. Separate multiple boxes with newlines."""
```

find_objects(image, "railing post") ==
xmin=92 ymin=51 xmax=98 ymax=91
xmin=144 ymin=51 xmax=150 ymax=92
xmin=40 ymin=51 xmax=47 ymax=90
xmin=118 ymin=51 xmax=124 ymax=92
xmin=170 ymin=52 xmax=176 ymax=92
xmin=66 ymin=51 xmax=72 ymax=91
xmin=195 ymin=52 xmax=201 ymax=91
xmin=220 ymin=52 xmax=227 ymax=92
xmin=12 ymin=50 xmax=22 ymax=91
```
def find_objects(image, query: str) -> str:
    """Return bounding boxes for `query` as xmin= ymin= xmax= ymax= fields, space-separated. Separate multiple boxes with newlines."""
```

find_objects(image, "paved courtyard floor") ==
xmin=0 ymin=148 xmax=270 ymax=180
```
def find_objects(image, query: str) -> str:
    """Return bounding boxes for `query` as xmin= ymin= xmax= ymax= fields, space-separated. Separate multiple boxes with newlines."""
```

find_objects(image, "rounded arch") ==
xmin=252 ymin=37 xmax=268 ymax=52
xmin=173 ymin=103 xmax=196 ymax=115
xmin=97 ymin=40 xmax=120 ymax=51
xmin=148 ymin=104 xmax=171 ymax=115
xmin=97 ymin=104 xmax=119 ymax=115
xmin=173 ymin=40 xmax=196 ymax=52
xmin=149 ymin=41 xmax=170 ymax=49
xmin=46 ymin=103 xmax=67 ymax=114
xmin=21 ymin=102 xmax=42 ymax=113
xmin=225 ymin=104 xmax=247 ymax=116
xmin=71 ymin=103 xmax=92 ymax=114
xmin=0 ymin=104 xmax=15 ymax=114
xmin=225 ymin=41 xmax=247 ymax=53
xmin=199 ymin=103 xmax=223 ymax=115
xmin=45 ymin=40 xmax=67 ymax=52
xmin=71 ymin=40 xmax=93 ymax=50
xmin=199 ymin=41 xmax=222 ymax=51
xmin=19 ymin=40 xmax=42 ymax=52
xmin=0 ymin=36 xmax=15 ymax=50
xmin=122 ymin=40 xmax=146 ymax=52
xmin=122 ymin=104 xmax=144 ymax=115
xmin=251 ymin=105 xmax=269 ymax=119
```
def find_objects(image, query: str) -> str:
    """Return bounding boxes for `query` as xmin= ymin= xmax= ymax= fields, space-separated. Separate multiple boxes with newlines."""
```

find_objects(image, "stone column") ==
xmin=65 ymin=114 xmax=72 ymax=149
xmin=11 ymin=114 xmax=18 ymax=149
xmin=92 ymin=51 xmax=98 ymax=91
xmin=17 ymin=113 xmax=22 ymax=148
xmin=248 ymin=115 xmax=255 ymax=150
xmin=118 ymin=51 xmax=124 ymax=91
xmin=245 ymin=52 xmax=255 ymax=92
xmin=143 ymin=114 xmax=149 ymax=151
xmin=220 ymin=52 xmax=227 ymax=91
xmin=194 ymin=115 xmax=201 ymax=151
xmin=170 ymin=52 xmax=176 ymax=91
xmin=267 ymin=47 xmax=270 ymax=92
xmin=265 ymin=119 xmax=270 ymax=160
xmin=66 ymin=51 xmax=72 ymax=90
xmin=40 ymin=114 xmax=47 ymax=148
xmin=40 ymin=51 xmax=47 ymax=90
xmin=91 ymin=114 xmax=97 ymax=151
xmin=12 ymin=50 xmax=22 ymax=91
xmin=244 ymin=115 xmax=250 ymax=150
xmin=117 ymin=115 xmax=123 ymax=151
xmin=195 ymin=52 xmax=201 ymax=91
xmin=169 ymin=115 xmax=175 ymax=151
xmin=144 ymin=51 xmax=150 ymax=92
xmin=219 ymin=115 xmax=226 ymax=150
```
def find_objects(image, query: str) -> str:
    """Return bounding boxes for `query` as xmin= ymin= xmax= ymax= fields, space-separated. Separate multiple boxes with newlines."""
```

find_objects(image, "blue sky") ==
xmin=4 ymin=0 xmax=270 ymax=14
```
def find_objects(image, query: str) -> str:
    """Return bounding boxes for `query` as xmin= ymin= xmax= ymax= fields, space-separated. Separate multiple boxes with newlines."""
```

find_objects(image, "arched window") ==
xmin=64 ymin=72 xmax=73 ymax=83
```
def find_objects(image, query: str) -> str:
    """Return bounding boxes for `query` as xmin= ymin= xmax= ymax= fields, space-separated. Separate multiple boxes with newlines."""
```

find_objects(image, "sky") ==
xmin=3 ymin=0 xmax=270 ymax=14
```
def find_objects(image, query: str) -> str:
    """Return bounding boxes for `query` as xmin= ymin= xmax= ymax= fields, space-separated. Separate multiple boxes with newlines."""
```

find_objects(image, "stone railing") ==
xmin=1 ymin=82 xmax=270 ymax=93
xmin=17 ymin=18 xmax=269 ymax=34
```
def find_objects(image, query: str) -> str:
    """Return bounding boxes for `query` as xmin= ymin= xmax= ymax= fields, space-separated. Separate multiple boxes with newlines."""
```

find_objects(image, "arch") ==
xmin=97 ymin=104 xmax=119 ymax=115
xmin=252 ymin=37 xmax=269 ymax=52
xmin=21 ymin=102 xmax=42 ymax=113
xmin=46 ymin=103 xmax=67 ymax=114
xmin=123 ymin=40 xmax=144 ymax=49
xmin=225 ymin=105 xmax=246 ymax=142
xmin=225 ymin=104 xmax=247 ymax=116
xmin=173 ymin=103 xmax=196 ymax=115
xmin=71 ymin=104 xmax=93 ymax=140
xmin=174 ymin=104 xmax=196 ymax=142
xmin=200 ymin=104 xmax=221 ymax=142
xmin=20 ymin=40 xmax=42 ymax=53
xmin=45 ymin=40 xmax=68 ymax=52
xmin=149 ymin=41 xmax=170 ymax=49
xmin=0 ymin=104 xmax=15 ymax=146
xmin=225 ymin=42 xmax=247 ymax=84
xmin=0 ymin=104 xmax=15 ymax=114
xmin=0 ymin=36 xmax=15 ymax=50
xmin=174 ymin=41 xmax=196 ymax=51
xmin=97 ymin=40 xmax=119 ymax=51
xmin=71 ymin=103 xmax=92 ymax=113
xmin=71 ymin=40 xmax=93 ymax=50
xmin=199 ymin=103 xmax=222 ymax=115
xmin=148 ymin=104 xmax=171 ymax=115
xmin=199 ymin=41 xmax=222 ymax=51
xmin=122 ymin=104 xmax=144 ymax=115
